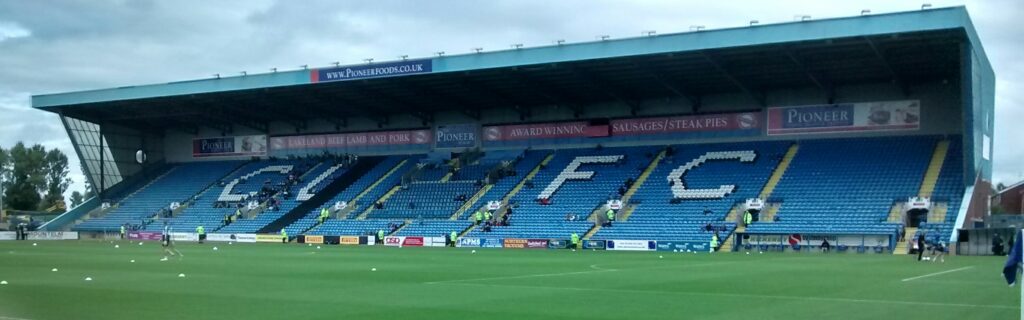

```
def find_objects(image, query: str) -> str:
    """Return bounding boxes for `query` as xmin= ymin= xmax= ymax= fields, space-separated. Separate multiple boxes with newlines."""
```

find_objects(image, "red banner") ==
xmin=270 ymin=129 xmax=431 ymax=151
xmin=482 ymin=122 xmax=607 ymax=141
xmin=401 ymin=237 xmax=424 ymax=247
xmin=611 ymin=112 xmax=761 ymax=135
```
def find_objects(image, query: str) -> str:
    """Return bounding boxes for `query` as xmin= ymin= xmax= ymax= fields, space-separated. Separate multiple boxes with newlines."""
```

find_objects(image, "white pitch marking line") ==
xmin=0 ymin=315 xmax=36 ymax=320
xmin=901 ymin=266 xmax=974 ymax=282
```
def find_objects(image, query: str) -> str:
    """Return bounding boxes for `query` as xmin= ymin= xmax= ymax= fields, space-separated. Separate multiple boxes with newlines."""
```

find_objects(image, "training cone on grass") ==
xmin=178 ymin=273 xmax=185 ymax=278
xmin=114 ymin=245 xmax=119 ymax=248
xmin=0 ymin=280 xmax=7 ymax=285
xmin=84 ymin=277 xmax=92 ymax=281
xmin=51 ymin=268 xmax=58 ymax=272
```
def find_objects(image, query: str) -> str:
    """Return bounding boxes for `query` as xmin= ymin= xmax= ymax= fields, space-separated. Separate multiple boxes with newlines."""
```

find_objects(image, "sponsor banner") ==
xmin=270 ymin=129 xmax=431 ymax=151
xmin=193 ymin=135 xmax=268 ymax=158
xmin=767 ymin=100 xmax=920 ymax=135
xmin=424 ymin=237 xmax=448 ymax=247
xmin=435 ymin=124 xmax=478 ymax=148
xmin=311 ymin=59 xmax=432 ymax=83
xmin=340 ymin=236 xmax=360 ymax=245
xmin=526 ymin=239 xmax=549 ymax=249
xmin=256 ymin=234 xmax=283 ymax=243
xmin=365 ymin=236 xmax=376 ymax=246
xmin=129 ymin=231 xmax=162 ymax=241
xmin=548 ymin=239 xmax=568 ymax=249
xmin=606 ymin=240 xmax=656 ymax=251
xmin=656 ymin=241 xmax=709 ymax=252
xmin=611 ymin=112 xmax=761 ymax=136
xmin=306 ymin=235 xmax=325 ymax=244
xmin=170 ymin=232 xmax=198 ymax=242
xmin=583 ymin=240 xmax=606 ymax=250
xmin=457 ymin=237 xmax=481 ymax=248
xmin=480 ymin=238 xmax=503 ymax=248
xmin=402 ymin=236 xmax=424 ymax=247
xmin=503 ymin=238 xmax=528 ymax=249
xmin=206 ymin=233 xmax=257 ymax=243
xmin=384 ymin=236 xmax=403 ymax=247
xmin=26 ymin=231 xmax=79 ymax=240
xmin=482 ymin=121 xmax=608 ymax=141
xmin=0 ymin=231 xmax=17 ymax=240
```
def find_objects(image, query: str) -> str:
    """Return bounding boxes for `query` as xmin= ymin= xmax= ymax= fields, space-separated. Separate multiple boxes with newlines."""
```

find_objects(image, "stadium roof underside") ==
xmin=33 ymin=7 xmax=989 ymax=134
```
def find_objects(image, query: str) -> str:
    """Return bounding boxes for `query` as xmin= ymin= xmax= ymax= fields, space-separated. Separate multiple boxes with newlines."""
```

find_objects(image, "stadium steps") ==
xmin=894 ymin=227 xmax=917 ymax=255
xmin=388 ymin=220 xmax=411 ymax=236
xmin=256 ymin=157 xmax=382 ymax=234
xmin=356 ymin=185 xmax=402 ymax=220
xmin=725 ymin=203 xmax=744 ymax=226
xmin=758 ymin=143 xmax=799 ymax=199
xmin=617 ymin=204 xmax=638 ymax=223
xmin=918 ymin=140 xmax=950 ymax=197
xmin=582 ymin=222 xmax=600 ymax=239
xmin=492 ymin=153 xmax=555 ymax=221
xmin=886 ymin=202 xmax=904 ymax=223
xmin=760 ymin=204 xmax=780 ymax=222
xmin=619 ymin=149 xmax=666 ymax=221
xmin=719 ymin=235 xmax=735 ymax=252
xmin=350 ymin=159 xmax=409 ymax=211
xmin=450 ymin=184 xmax=493 ymax=220
xmin=439 ymin=172 xmax=453 ymax=183
xmin=928 ymin=202 xmax=948 ymax=223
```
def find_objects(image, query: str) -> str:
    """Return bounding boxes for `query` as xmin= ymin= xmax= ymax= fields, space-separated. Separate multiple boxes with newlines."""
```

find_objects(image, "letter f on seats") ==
xmin=538 ymin=155 xmax=624 ymax=200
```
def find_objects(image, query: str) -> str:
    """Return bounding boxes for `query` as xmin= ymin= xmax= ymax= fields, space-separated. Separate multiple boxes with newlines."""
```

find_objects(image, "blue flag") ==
xmin=1003 ymin=230 xmax=1022 ymax=285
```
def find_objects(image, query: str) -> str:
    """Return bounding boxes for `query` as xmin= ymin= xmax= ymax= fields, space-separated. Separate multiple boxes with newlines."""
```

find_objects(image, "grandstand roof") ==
xmin=32 ymin=6 xmax=989 ymax=133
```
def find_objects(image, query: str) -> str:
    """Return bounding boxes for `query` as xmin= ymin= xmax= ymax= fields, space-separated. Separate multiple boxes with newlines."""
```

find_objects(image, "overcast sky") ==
xmin=0 ymin=0 xmax=1021 ymax=201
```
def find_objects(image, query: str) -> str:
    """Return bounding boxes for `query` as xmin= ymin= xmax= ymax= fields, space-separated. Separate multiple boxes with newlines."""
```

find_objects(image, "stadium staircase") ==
xmin=256 ymin=157 xmax=381 ymax=234
xmin=349 ymin=159 xmax=410 ymax=214
xmin=620 ymin=149 xmax=666 ymax=221
xmin=388 ymin=220 xmax=410 ymax=236
xmin=759 ymin=143 xmax=799 ymax=200
xmin=490 ymin=153 xmax=555 ymax=222
xmin=450 ymin=184 xmax=492 ymax=220
xmin=918 ymin=140 xmax=950 ymax=198
xmin=355 ymin=185 xmax=402 ymax=220
xmin=721 ymin=143 xmax=797 ymax=250
xmin=894 ymin=227 xmax=917 ymax=255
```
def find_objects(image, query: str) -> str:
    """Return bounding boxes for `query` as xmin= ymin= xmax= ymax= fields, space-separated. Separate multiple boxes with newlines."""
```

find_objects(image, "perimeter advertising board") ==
xmin=193 ymin=135 xmax=267 ymax=158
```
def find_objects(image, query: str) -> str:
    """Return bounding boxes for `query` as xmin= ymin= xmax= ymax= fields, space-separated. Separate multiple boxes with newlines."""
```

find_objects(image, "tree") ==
xmin=4 ymin=142 xmax=47 ymax=211
xmin=70 ymin=191 xmax=84 ymax=208
xmin=996 ymin=183 xmax=1007 ymax=192
xmin=40 ymin=149 xmax=71 ymax=212
xmin=0 ymin=147 xmax=9 ymax=211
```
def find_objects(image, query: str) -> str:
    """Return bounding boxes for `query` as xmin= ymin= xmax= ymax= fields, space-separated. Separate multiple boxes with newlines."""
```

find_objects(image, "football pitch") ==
xmin=0 ymin=241 xmax=1017 ymax=320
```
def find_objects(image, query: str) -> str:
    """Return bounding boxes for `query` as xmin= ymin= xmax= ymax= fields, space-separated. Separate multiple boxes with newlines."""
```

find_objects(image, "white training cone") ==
xmin=659 ymin=255 xmax=663 ymax=259
xmin=84 ymin=277 xmax=92 ymax=281
xmin=316 ymin=246 xmax=321 ymax=249
xmin=138 ymin=242 xmax=143 ymax=246
xmin=471 ymin=250 xmax=476 ymax=254
xmin=114 ymin=245 xmax=120 ymax=248
xmin=0 ymin=280 xmax=6 ymax=285
xmin=229 ymin=242 xmax=233 ymax=245
xmin=307 ymin=243 xmax=312 ymax=247
xmin=178 ymin=273 xmax=185 ymax=278
xmin=32 ymin=243 xmax=37 ymax=246
xmin=213 ymin=247 xmax=218 ymax=251
xmin=130 ymin=260 xmax=135 ymax=263
xmin=371 ymin=268 xmax=377 ymax=271
xmin=51 ymin=268 xmax=58 ymax=272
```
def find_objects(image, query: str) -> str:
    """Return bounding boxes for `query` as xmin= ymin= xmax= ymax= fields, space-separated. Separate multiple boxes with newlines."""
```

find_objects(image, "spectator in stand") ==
xmin=820 ymin=238 xmax=831 ymax=253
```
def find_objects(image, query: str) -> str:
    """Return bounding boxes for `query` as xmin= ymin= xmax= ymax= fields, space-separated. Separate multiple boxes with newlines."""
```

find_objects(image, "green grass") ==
xmin=0 ymin=241 xmax=1018 ymax=320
